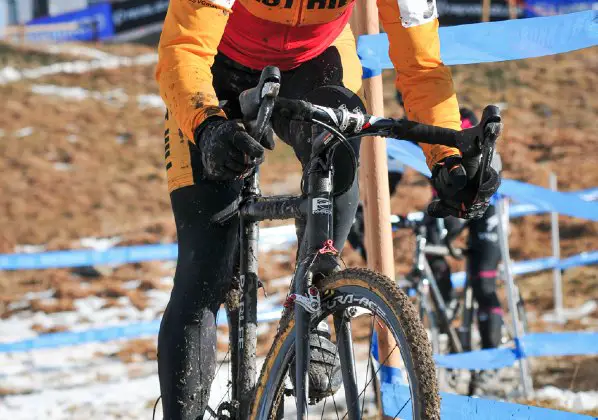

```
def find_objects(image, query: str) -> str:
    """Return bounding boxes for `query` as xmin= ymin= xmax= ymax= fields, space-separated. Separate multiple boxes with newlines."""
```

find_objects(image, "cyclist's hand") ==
xmin=427 ymin=154 xmax=500 ymax=219
xmin=195 ymin=118 xmax=271 ymax=181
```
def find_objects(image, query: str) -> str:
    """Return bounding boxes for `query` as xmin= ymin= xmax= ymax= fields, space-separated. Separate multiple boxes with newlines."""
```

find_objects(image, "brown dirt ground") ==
xmin=0 ymin=41 xmax=596 ymax=413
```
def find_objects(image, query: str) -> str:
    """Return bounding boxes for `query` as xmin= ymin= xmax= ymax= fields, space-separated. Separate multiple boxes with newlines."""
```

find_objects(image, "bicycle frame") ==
xmin=406 ymin=223 xmax=465 ymax=354
xmin=219 ymin=136 xmax=358 ymax=419
xmin=213 ymin=64 xmax=501 ymax=418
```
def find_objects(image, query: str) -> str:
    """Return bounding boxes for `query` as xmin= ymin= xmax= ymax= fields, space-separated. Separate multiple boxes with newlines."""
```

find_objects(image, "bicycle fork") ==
xmin=293 ymin=156 xmax=343 ymax=419
xmin=237 ymin=173 xmax=260 ymax=418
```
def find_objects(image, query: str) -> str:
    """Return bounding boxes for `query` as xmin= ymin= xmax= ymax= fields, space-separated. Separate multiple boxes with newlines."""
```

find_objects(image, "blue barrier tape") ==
xmin=573 ymin=187 xmax=598 ymax=202
xmin=0 ymin=306 xmax=283 ymax=353
xmin=0 ymin=248 xmax=593 ymax=356
xmin=380 ymin=364 xmax=404 ymax=385
xmin=385 ymin=139 xmax=598 ymax=221
xmin=434 ymin=332 xmax=598 ymax=370
xmin=510 ymin=188 xmax=598 ymax=217
xmin=0 ymin=225 xmax=296 ymax=271
xmin=386 ymin=140 xmax=431 ymax=177
xmin=514 ymin=336 xmax=527 ymax=360
xmin=0 ymin=244 xmax=177 ymax=271
xmin=500 ymin=179 xmax=598 ymax=222
xmin=450 ymin=251 xmax=598 ymax=289
xmin=509 ymin=203 xmax=551 ymax=218
xmin=0 ymin=321 xmax=161 ymax=353
xmin=358 ymin=10 xmax=598 ymax=77
xmin=435 ymin=347 xmax=518 ymax=370
xmin=523 ymin=332 xmax=598 ymax=358
xmin=559 ymin=251 xmax=598 ymax=270
xmin=380 ymin=383 xmax=597 ymax=419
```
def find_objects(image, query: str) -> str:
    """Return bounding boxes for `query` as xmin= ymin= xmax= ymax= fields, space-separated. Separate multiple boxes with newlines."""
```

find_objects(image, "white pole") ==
xmin=550 ymin=172 xmax=564 ymax=324
xmin=496 ymin=197 xmax=534 ymax=398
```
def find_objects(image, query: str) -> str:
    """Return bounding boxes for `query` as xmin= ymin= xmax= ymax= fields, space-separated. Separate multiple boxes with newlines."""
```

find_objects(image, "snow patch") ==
xmin=137 ymin=94 xmax=165 ymax=110
xmin=536 ymin=386 xmax=598 ymax=412
xmin=13 ymin=244 xmax=47 ymax=253
xmin=53 ymin=162 xmax=72 ymax=171
xmin=0 ymin=66 xmax=21 ymax=83
xmin=0 ymin=54 xmax=158 ymax=85
xmin=542 ymin=300 xmax=598 ymax=323
xmin=14 ymin=127 xmax=34 ymax=137
xmin=80 ymin=236 xmax=122 ymax=251
xmin=30 ymin=84 xmax=165 ymax=110
xmin=45 ymin=44 xmax=117 ymax=61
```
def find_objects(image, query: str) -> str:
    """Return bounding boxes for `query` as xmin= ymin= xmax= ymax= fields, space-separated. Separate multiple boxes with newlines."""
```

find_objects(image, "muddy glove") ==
xmin=428 ymin=153 xmax=500 ymax=220
xmin=195 ymin=117 xmax=273 ymax=181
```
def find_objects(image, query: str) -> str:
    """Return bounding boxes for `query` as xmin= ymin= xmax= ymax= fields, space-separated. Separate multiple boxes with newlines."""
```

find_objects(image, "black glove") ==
xmin=428 ymin=154 xmax=500 ymax=220
xmin=195 ymin=118 xmax=274 ymax=181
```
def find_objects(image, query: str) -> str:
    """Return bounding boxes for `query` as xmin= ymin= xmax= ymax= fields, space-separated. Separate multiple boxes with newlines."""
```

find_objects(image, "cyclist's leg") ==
xmin=388 ymin=170 xmax=404 ymax=196
xmin=273 ymin=37 xmax=363 ymax=269
xmin=159 ymin=56 xmax=263 ymax=419
xmin=467 ymin=204 xmax=503 ymax=349
xmin=349 ymin=169 xmax=402 ymax=262
xmin=159 ymin=110 xmax=244 ymax=420
xmin=424 ymin=215 xmax=453 ymax=304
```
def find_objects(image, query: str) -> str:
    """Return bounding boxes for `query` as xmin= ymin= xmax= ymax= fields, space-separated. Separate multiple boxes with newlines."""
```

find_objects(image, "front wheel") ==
xmin=250 ymin=268 xmax=440 ymax=419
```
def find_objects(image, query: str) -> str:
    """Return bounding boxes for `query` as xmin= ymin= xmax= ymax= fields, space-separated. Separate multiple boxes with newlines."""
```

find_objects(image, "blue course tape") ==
xmin=380 ymin=364 xmax=404 ymax=385
xmin=500 ymin=179 xmax=598 ymax=222
xmin=380 ymin=383 xmax=597 ymax=419
xmin=0 ymin=321 xmax=161 ymax=353
xmin=0 ymin=306 xmax=284 ymax=353
xmin=450 ymin=251 xmax=598 ymax=289
xmin=510 ymin=188 xmax=598 ymax=217
xmin=434 ymin=331 xmax=598 ymax=370
xmin=386 ymin=139 xmax=431 ymax=177
xmin=0 ymin=248 xmax=592 ymax=351
xmin=0 ymin=244 xmax=177 ymax=271
xmin=560 ymin=251 xmax=598 ymax=270
xmin=524 ymin=331 xmax=598 ymax=358
xmin=385 ymin=140 xmax=598 ymax=221
xmin=435 ymin=347 xmax=518 ymax=370
xmin=358 ymin=10 xmax=598 ymax=77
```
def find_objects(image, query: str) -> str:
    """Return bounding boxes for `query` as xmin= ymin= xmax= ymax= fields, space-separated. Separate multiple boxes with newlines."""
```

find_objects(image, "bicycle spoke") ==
xmin=213 ymin=349 xmax=232 ymax=414
xmin=393 ymin=397 xmax=412 ymax=419
xmin=319 ymin=314 xmax=342 ymax=420
xmin=342 ymin=339 xmax=400 ymax=420
xmin=361 ymin=313 xmax=376 ymax=419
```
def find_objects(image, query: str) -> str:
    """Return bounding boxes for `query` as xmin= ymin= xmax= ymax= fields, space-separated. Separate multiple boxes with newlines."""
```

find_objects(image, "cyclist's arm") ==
xmin=377 ymin=0 xmax=462 ymax=169
xmin=155 ymin=0 xmax=232 ymax=141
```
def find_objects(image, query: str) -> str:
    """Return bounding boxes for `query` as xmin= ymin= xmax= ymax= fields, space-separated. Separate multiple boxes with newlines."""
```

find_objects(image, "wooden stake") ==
xmin=350 ymin=0 xmax=402 ymax=396
xmin=507 ymin=0 xmax=518 ymax=20
xmin=482 ymin=0 xmax=491 ymax=22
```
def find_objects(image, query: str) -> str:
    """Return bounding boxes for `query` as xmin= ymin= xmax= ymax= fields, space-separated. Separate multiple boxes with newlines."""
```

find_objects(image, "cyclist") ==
xmin=155 ymin=0 xmax=500 ymax=417
xmin=349 ymin=105 xmax=504 ymax=391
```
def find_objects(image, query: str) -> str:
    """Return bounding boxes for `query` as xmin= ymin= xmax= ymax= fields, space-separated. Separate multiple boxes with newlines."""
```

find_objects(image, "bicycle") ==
xmin=391 ymin=212 xmax=528 ymax=394
xmin=203 ymin=65 xmax=502 ymax=419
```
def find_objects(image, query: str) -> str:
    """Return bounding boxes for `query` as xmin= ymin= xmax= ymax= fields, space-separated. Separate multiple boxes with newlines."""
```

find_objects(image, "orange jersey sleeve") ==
xmin=155 ymin=0 xmax=233 ymax=142
xmin=377 ymin=0 xmax=462 ymax=169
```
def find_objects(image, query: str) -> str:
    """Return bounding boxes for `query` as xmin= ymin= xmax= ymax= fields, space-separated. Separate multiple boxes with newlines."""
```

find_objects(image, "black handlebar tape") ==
xmin=393 ymin=120 xmax=460 ymax=147
xmin=274 ymin=98 xmax=316 ymax=121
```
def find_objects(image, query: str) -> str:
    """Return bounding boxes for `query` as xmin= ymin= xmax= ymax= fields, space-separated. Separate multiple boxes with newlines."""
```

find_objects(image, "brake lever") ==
xmin=239 ymin=66 xmax=281 ymax=120
xmin=476 ymin=105 xmax=503 ymax=198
